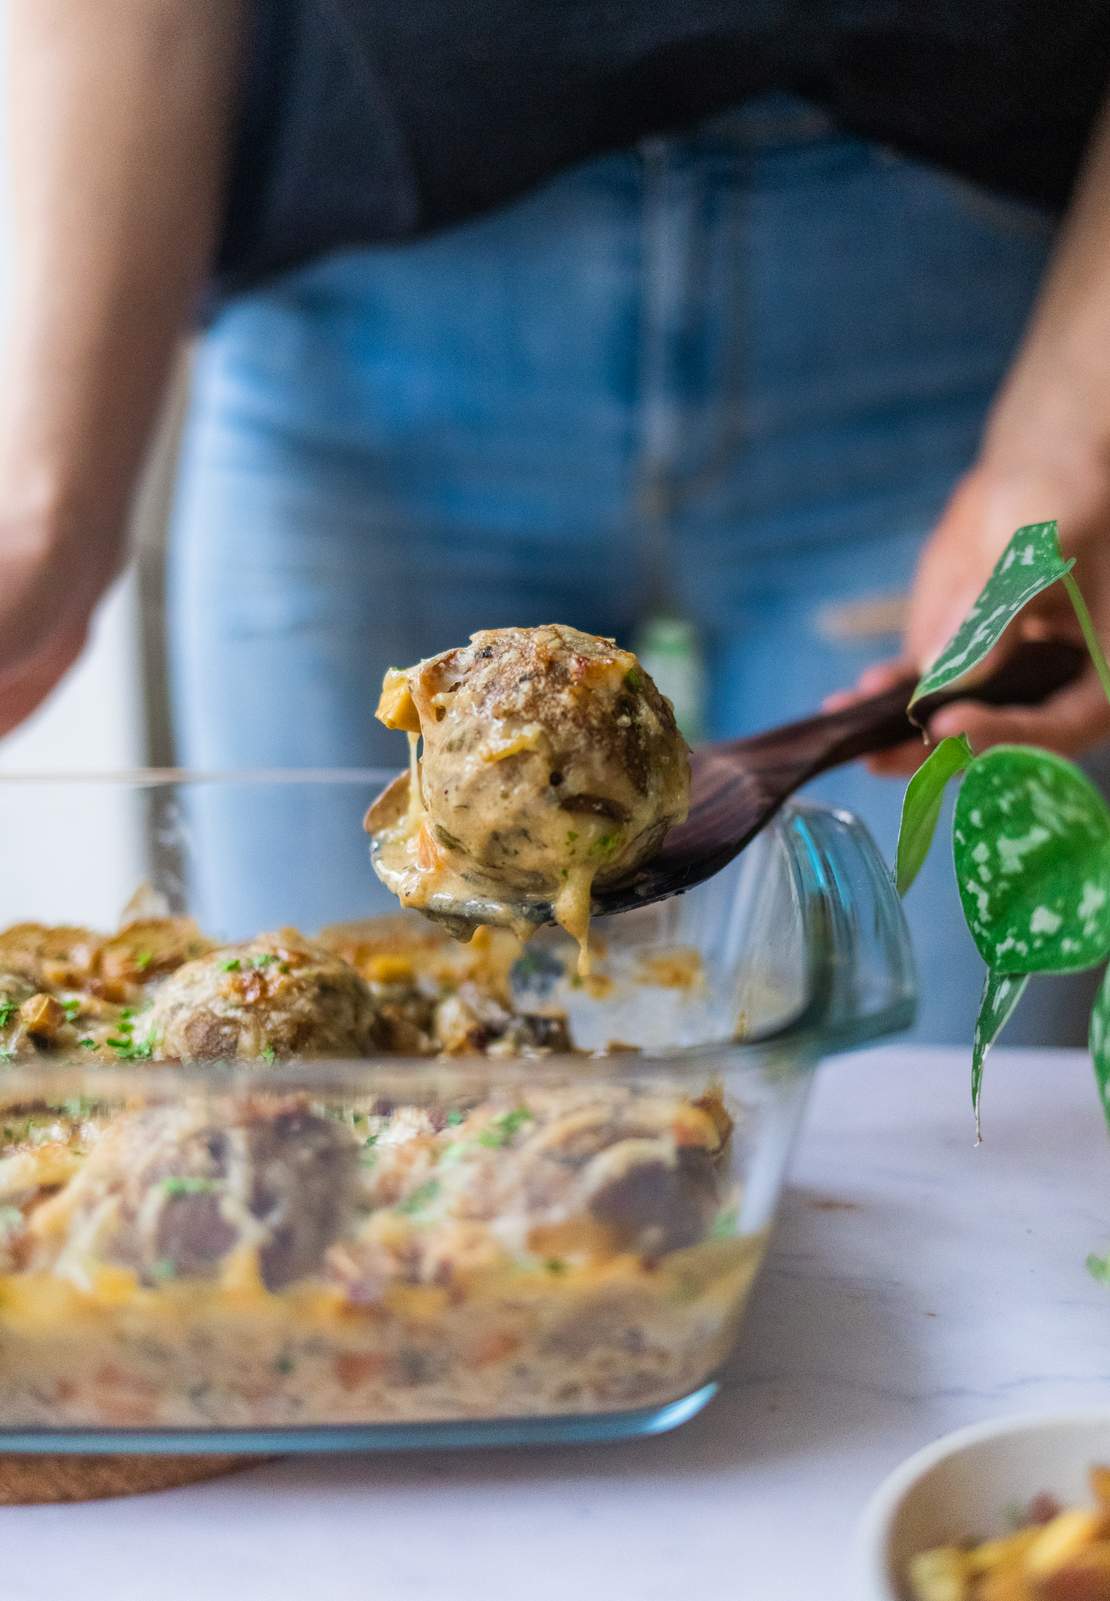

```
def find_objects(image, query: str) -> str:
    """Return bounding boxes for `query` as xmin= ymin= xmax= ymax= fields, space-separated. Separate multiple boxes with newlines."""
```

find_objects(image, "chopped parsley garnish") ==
xmin=114 ymin=1038 xmax=155 ymax=1062
xmin=135 ymin=950 xmax=153 ymax=972
xmin=274 ymin=1352 xmax=296 ymax=1375
xmin=252 ymin=954 xmax=278 ymax=969
xmin=623 ymin=667 xmax=643 ymax=691
xmin=162 ymin=1175 xmax=221 ymax=1197
xmin=78 ymin=1038 xmax=96 ymax=1050
xmin=260 ymin=1044 xmax=277 ymax=1065
xmin=0 ymin=1049 xmax=12 ymax=1065
xmin=0 ymin=1001 xmax=15 ymax=1029
xmin=396 ymin=1179 xmax=440 ymax=1215
xmin=221 ymin=958 xmax=242 ymax=973
xmin=544 ymin=1257 xmax=568 ymax=1275
xmin=103 ymin=1001 xmax=155 ymax=1060
xmin=590 ymin=831 xmax=622 ymax=858
xmin=477 ymin=1107 xmax=534 ymax=1148
xmin=1087 ymin=1251 xmax=1110 ymax=1286
xmin=444 ymin=1108 xmax=465 ymax=1127
xmin=62 ymin=998 xmax=81 ymax=1021
xmin=565 ymin=830 xmax=578 ymax=847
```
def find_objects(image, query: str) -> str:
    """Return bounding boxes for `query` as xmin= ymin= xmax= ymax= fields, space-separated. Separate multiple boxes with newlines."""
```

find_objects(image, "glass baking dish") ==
xmin=0 ymin=773 xmax=914 ymax=1453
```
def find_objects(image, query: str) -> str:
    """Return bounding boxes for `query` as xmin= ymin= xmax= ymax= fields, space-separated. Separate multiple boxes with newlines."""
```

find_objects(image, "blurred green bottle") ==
xmin=632 ymin=614 xmax=707 ymax=746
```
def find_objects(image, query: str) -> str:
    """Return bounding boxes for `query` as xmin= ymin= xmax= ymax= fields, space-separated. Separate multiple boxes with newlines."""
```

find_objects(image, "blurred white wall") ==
xmin=0 ymin=0 xmax=160 ymax=922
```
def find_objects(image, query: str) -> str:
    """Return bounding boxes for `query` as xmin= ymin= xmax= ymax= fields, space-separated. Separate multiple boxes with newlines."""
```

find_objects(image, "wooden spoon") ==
xmin=369 ymin=639 xmax=1084 ymax=930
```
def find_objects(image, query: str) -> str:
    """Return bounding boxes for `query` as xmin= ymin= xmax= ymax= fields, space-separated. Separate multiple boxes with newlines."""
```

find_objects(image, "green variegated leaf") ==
xmin=953 ymin=746 xmax=1110 ymax=973
xmin=910 ymin=521 xmax=1073 ymax=709
xmin=971 ymin=968 xmax=1029 ymax=1141
xmin=896 ymin=734 xmax=974 ymax=896
xmin=1088 ymin=963 xmax=1110 ymax=1131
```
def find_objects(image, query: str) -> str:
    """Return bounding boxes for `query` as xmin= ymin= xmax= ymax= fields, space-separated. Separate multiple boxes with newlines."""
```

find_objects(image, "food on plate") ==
xmin=907 ymin=1466 xmax=1110 ymax=1600
xmin=0 ymin=905 xmax=757 ymax=1428
xmin=368 ymin=625 xmax=690 ymax=968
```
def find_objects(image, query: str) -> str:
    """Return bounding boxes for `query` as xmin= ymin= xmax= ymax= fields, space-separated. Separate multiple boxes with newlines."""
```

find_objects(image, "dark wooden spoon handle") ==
xmin=728 ymin=639 xmax=1086 ymax=782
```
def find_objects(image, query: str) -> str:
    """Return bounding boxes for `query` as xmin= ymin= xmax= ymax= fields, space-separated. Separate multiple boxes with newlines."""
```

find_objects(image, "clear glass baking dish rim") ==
xmin=0 ymin=771 xmax=916 ymax=1088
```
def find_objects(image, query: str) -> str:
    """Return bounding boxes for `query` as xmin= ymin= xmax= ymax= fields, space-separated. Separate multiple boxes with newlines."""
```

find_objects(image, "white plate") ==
xmin=856 ymin=1409 xmax=1110 ymax=1599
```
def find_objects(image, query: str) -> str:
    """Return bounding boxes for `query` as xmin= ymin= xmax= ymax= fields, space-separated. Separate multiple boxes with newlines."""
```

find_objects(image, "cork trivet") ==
xmin=0 ymin=1453 xmax=260 ymax=1504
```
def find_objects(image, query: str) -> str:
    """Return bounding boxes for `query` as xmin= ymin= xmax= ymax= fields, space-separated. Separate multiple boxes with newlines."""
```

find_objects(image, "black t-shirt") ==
xmin=213 ymin=0 xmax=1110 ymax=301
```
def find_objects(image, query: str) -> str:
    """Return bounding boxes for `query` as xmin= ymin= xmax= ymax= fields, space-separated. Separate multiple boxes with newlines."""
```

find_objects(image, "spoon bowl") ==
xmin=367 ymin=640 xmax=1084 ymax=932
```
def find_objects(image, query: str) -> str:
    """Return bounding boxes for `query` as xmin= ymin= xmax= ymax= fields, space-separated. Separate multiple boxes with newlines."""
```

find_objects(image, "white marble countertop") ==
xmin=4 ymin=1045 xmax=1107 ymax=1601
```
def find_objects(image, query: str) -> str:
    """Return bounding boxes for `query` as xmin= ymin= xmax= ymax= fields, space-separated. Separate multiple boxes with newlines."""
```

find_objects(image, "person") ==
xmin=2 ymin=2 xmax=1110 ymax=1038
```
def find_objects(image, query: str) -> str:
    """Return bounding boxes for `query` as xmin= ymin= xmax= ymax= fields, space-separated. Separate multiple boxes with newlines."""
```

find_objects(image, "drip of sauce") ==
xmin=554 ymin=866 xmax=595 ymax=977
xmin=368 ymin=765 xmax=600 ymax=965
xmin=367 ymin=742 xmax=602 ymax=968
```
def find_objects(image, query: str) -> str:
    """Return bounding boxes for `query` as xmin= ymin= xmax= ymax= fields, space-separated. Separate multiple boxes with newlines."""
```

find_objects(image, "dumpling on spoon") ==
xmin=365 ymin=625 xmax=690 ymax=969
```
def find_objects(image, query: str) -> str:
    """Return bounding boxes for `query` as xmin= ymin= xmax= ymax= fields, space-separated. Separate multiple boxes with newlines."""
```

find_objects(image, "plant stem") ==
xmin=1064 ymin=573 xmax=1110 ymax=709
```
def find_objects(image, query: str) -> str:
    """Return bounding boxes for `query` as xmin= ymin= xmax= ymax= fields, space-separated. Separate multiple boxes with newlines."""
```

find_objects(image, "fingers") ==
xmin=821 ymin=689 xmax=855 ymax=714
xmin=825 ymin=657 xmax=925 ymax=774
xmin=861 ymin=660 xmax=1110 ymax=778
xmin=823 ymin=659 xmax=911 ymax=714
xmin=927 ymin=668 xmax=1110 ymax=759
xmin=0 ymin=514 xmax=123 ymax=739
xmin=832 ymin=661 xmax=911 ymax=705
xmin=0 ymin=619 xmax=89 ymax=739
xmin=865 ymin=741 xmax=928 ymax=778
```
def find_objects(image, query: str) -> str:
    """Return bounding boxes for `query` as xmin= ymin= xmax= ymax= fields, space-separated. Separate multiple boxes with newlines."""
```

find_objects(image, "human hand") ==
xmin=0 ymin=483 xmax=125 ymax=738
xmin=833 ymin=88 xmax=1110 ymax=776
xmin=834 ymin=450 xmax=1110 ymax=777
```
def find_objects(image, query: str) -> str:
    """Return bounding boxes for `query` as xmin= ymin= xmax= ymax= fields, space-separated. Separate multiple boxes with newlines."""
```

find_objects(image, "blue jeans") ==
xmin=169 ymin=96 xmax=1073 ymax=1043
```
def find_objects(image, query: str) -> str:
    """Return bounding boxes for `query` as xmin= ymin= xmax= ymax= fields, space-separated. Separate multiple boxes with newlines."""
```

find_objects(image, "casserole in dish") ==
xmin=0 ymin=773 xmax=913 ymax=1451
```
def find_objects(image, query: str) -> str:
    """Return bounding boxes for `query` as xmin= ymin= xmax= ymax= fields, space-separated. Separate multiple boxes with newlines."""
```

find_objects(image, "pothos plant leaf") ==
xmin=895 ymin=734 xmax=974 ymax=896
xmin=910 ymin=521 xmax=1074 ymax=710
xmin=1088 ymin=963 xmax=1110 ymax=1131
xmin=971 ymin=968 xmax=1029 ymax=1142
xmin=953 ymin=746 xmax=1110 ymax=974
